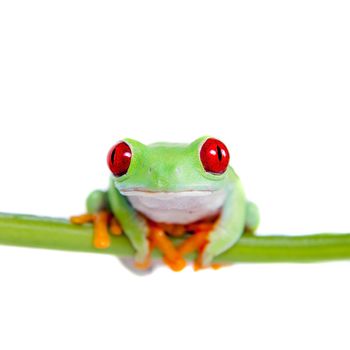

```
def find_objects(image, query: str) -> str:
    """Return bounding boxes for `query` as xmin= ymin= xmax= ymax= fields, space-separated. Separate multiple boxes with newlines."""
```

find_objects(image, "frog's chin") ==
xmin=119 ymin=189 xmax=215 ymax=198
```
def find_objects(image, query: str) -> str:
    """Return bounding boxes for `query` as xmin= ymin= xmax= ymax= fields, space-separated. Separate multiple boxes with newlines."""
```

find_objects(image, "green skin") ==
xmin=86 ymin=136 xmax=259 ymax=267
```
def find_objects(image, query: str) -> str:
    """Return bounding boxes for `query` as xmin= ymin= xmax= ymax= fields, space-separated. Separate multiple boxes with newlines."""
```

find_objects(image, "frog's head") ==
xmin=107 ymin=136 xmax=233 ymax=195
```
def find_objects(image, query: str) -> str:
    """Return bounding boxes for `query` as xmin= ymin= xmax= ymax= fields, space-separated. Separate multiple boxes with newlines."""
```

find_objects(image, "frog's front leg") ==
xmin=70 ymin=190 xmax=122 ymax=249
xmin=179 ymin=181 xmax=247 ymax=269
xmin=201 ymin=185 xmax=246 ymax=267
xmin=107 ymin=180 xmax=150 ymax=268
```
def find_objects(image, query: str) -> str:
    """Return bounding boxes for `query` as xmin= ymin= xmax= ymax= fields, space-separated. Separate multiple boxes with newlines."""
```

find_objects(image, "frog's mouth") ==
xmin=119 ymin=189 xmax=215 ymax=198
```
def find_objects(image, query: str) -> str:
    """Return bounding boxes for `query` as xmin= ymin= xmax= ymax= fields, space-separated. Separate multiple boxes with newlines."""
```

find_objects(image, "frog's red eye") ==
xmin=200 ymin=138 xmax=230 ymax=174
xmin=107 ymin=141 xmax=132 ymax=177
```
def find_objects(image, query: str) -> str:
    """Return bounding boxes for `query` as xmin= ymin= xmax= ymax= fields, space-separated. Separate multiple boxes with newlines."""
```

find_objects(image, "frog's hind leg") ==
xmin=244 ymin=201 xmax=260 ymax=234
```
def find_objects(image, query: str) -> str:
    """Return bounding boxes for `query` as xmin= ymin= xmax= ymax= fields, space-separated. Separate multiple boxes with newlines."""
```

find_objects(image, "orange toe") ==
xmin=193 ymin=260 xmax=202 ymax=271
xmin=93 ymin=236 xmax=111 ymax=249
xmin=134 ymin=257 xmax=152 ymax=270
xmin=211 ymin=263 xmax=225 ymax=270
xmin=193 ymin=257 xmax=208 ymax=271
xmin=93 ymin=211 xmax=111 ymax=249
xmin=163 ymin=256 xmax=187 ymax=272
xmin=70 ymin=214 xmax=95 ymax=225
xmin=109 ymin=217 xmax=122 ymax=236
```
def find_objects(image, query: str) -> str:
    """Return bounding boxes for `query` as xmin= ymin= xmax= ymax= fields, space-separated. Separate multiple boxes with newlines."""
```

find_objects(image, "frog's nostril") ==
xmin=156 ymin=177 xmax=169 ymax=189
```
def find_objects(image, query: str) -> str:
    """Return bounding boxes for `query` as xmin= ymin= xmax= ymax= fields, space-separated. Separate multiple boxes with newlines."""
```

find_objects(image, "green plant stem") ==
xmin=0 ymin=212 xmax=350 ymax=263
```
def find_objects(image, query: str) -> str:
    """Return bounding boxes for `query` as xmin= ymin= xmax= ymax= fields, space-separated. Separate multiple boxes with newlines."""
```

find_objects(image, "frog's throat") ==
xmin=119 ymin=189 xmax=226 ymax=224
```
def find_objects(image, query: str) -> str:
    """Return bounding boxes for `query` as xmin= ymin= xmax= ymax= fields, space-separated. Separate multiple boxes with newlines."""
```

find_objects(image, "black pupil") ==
xmin=111 ymin=147 xmax=116 ymax=164
xmin=217 ymin=145 xmax=222 ymax=161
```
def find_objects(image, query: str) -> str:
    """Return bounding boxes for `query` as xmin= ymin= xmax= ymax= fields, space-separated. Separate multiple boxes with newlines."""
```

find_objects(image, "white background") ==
xmin=1 ymin=1 xmax=350 ymax=349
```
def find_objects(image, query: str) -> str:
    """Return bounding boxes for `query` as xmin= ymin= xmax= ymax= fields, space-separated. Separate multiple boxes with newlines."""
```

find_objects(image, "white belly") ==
xmin=121 ymin=190 xmax=226 ymax=224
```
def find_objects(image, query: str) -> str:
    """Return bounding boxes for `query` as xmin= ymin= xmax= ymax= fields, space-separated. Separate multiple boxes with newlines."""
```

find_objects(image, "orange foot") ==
xmin=148 ymin=223 xmax=187 ymax=272
xmin=70 ymin=211 xmax=122 ymax=249
xmin=177 ymin=229 xmax=209 ymax=271
xmin=177 ymin=219 xmax=224 ymax=271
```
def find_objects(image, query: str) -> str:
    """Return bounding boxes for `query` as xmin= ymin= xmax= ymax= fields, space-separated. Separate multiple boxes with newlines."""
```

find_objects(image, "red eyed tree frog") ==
xmin=71 ymin=136 xmax=259 ymax=271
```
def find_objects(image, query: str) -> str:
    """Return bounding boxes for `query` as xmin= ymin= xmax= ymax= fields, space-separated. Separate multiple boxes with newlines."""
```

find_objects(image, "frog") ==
xmin=71 ymin=136 xmax=259 ymax=272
